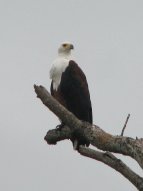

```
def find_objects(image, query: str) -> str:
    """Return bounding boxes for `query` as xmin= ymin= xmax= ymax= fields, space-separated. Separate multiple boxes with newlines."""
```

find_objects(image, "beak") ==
xmin=70 ymin=44 xmax=74 ymax=49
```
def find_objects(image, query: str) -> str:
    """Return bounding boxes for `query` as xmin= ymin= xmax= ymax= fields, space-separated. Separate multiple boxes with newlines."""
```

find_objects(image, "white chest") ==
xmin=50 ymin=58 xmax=69 ymax=90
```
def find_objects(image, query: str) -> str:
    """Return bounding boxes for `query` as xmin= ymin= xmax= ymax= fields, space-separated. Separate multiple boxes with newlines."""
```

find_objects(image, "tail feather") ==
xmin=73 ymin=139 xmax=78 ymax=150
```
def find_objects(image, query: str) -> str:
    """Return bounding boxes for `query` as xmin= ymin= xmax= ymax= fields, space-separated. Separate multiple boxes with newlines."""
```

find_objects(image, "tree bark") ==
xmin=34 ymin=85 xmax=143 ymax=190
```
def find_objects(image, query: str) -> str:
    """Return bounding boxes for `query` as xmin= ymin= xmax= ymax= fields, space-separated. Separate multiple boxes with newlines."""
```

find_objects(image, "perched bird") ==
xmin=50 ymin=42 xmax=92 ymax=149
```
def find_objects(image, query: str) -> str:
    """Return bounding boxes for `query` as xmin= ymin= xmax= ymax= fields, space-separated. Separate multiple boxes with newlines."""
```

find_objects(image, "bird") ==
xmin=50 ymin=42 xmax=92 ymax=149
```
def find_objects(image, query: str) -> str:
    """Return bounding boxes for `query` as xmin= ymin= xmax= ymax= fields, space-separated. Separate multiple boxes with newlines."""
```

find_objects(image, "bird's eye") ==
xmin=63 ymin=43 xmax=67 ymax=47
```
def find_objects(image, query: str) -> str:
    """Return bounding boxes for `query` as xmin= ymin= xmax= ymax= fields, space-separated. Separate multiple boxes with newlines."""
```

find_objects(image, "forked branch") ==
xmin=34 ymin=84 xmax=143 ymax=190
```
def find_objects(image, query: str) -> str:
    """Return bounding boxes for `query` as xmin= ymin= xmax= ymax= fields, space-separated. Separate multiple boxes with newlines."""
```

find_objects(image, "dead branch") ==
xmin=79 ymin=146 xmax=143 ymax=191
xmin=34 ymin=84 xmax=143 ymax=190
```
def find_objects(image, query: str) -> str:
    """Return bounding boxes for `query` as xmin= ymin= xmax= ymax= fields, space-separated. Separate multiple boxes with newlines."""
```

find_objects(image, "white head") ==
xmin=58 ymin=42 xmax=74 ymax=57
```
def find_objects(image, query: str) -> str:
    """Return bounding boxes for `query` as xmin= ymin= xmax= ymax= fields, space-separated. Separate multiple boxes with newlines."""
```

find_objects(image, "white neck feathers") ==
xmin=58 ymin=49 xmax=72 ymax=59
xmin=50 ymin=54 xmax=70 ymax=91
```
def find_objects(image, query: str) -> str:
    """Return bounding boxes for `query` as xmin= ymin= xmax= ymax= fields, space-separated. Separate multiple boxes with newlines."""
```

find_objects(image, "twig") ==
xmin=121 ymin=114 xmax=130 ymax=136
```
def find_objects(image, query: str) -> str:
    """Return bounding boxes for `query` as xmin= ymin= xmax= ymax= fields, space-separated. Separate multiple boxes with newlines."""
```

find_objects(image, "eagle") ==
xmin=50 ymin=42 xmax=92 ymax=149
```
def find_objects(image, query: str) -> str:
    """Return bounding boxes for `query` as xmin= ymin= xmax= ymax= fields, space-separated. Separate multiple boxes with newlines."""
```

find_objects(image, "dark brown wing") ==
xmin=59 ymin=60 xmax=92 ymax=124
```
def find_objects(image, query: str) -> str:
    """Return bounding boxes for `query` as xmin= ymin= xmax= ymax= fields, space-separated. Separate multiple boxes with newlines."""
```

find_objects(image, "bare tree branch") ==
xmin=34 ymin=84 xmax=143 ymax=190
xmin=79 ymin=146 xmax=143 ymax=191
xmin=44 ymin=125 xmax=72 ymax=145
xmin=34 ymin=85 xmax=143 ymax=168
xmin=121 ymin=114 xmax=130 ymax=136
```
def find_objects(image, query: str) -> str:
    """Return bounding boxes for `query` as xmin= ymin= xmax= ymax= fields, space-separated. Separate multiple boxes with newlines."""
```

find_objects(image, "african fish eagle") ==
xmin=50 ymin=42 xmax=92 ymax=149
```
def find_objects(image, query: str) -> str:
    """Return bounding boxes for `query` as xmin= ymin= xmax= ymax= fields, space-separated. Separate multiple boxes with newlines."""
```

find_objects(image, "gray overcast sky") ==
xmin=0 ymin=0 xmax=143 ymax=190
